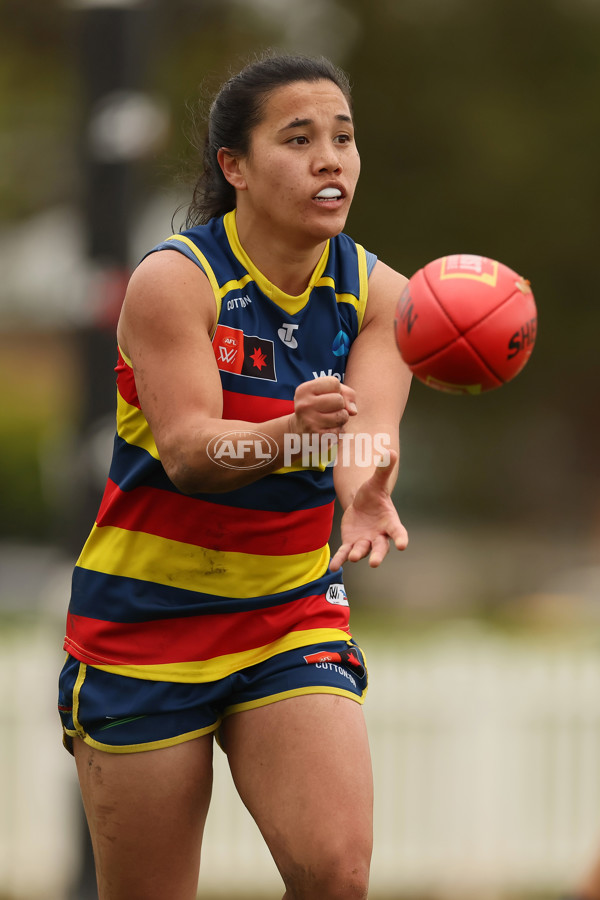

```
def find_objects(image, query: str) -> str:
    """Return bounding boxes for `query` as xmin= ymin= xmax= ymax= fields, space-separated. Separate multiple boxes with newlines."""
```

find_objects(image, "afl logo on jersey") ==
xmin=212 ymin=324 xmax=276 ymax=381
xmin=332 ymin=330 xmax=350 ymax=357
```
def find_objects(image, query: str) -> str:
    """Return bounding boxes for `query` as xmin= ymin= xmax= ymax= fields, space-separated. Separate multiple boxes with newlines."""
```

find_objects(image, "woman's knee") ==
xmin=281 ymin=847 xmax=370 ymax=900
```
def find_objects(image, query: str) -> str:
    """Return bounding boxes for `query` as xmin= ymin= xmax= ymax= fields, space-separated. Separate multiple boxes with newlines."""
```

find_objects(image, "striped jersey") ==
xmin=64 ymin=211 xmax=373 ymax=682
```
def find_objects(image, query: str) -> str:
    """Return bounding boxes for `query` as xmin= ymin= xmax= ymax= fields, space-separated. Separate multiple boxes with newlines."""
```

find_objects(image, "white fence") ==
xmin=1 ymin=621 xmax=600 ymax=899
xmin=0 ymin=622 xmax=80 ymax=900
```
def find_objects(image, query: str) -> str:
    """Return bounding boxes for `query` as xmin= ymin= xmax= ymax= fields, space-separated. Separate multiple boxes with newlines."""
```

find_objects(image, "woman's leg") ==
xmin=73 ymin=734 xmax=214 ymax=900
xmin=222 ymin=694 xmax=373 ymax=900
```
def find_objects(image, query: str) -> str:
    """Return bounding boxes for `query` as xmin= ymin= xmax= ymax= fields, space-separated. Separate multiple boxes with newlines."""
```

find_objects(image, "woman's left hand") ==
xmin=329 ymin=451 xmax=408 ymax=571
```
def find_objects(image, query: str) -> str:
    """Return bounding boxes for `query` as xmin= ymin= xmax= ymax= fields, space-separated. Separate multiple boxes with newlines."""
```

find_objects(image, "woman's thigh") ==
xmin=74 ymin=734 xmax=214 ymax=900
xmin=221 ymin=694 xmax=373 ymax=897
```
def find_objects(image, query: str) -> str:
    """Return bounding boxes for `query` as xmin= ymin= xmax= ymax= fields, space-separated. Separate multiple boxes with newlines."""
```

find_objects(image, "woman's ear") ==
xmin=217 ymin=148 xmax=247 ymax=191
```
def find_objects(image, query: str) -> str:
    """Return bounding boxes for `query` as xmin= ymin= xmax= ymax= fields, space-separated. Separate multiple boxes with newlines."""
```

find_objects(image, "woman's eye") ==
xmin=289 ymin=135 xmax=309 ymax=145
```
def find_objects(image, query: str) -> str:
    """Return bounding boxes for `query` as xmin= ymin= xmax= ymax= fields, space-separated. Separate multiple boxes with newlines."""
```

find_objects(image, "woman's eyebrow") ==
xmin=278 ymin=113 xmax=353 ymax=134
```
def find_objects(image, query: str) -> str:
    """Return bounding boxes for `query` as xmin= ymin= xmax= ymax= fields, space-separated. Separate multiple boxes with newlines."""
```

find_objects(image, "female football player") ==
xmin=59 ymin=53 xmax=412 ymax=900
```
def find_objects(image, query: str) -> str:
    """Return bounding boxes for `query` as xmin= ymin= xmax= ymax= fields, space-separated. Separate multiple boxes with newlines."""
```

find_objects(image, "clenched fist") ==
xmin=289 ymin=376 xmax=358 ymax=437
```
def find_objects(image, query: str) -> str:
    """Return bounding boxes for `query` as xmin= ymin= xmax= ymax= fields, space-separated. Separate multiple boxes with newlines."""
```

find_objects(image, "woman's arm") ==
xmin=331 ymin=260 xmax=413 ymax=569
xmin=117 ymin=250 xmax=357 ymax=494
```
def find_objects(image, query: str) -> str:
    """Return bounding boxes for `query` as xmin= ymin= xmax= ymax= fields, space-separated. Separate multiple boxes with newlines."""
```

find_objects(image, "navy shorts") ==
xmin=58 ymin=639 xmax=368 ymax=755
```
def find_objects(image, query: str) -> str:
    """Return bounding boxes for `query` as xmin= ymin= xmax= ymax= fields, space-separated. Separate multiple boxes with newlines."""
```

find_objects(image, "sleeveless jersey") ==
xmin=64 ymin=211 xmax=372 ymax=682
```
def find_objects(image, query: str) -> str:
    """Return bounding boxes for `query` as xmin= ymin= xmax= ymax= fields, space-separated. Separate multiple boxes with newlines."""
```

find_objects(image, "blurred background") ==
xmin=1 ymin=0 xmax=599 ymax=898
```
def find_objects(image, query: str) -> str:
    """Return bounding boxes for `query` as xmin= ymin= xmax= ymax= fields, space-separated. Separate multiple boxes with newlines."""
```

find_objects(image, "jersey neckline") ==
xmin=223 ymin=210 xmax=330 ymax=316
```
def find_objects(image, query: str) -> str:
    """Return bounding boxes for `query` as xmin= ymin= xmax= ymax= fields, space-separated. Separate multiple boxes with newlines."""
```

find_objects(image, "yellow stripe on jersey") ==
xmin=355 ymin=243 xmax=369 ymax=332
xmin=119 ymin=345 xmax=133 ymax=367
xmin=92 ymin=628 xmax=352 ymax=682
xmin=219 ymin=273 xmax=254 ymax=296
xmin=77 ymin=524 xmax=331 ymax=599
xmin=317 ymin=279 xmax=360 ymax=311
xmin=318 ymin=245 xmax=368 ymax=332
xmin=116 ymin=391 xmax=159 ymax=459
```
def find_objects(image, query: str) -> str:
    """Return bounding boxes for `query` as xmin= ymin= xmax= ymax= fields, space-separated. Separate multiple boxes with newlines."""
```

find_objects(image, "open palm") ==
xmin=330 ymin=452 xmax=408 ymax=571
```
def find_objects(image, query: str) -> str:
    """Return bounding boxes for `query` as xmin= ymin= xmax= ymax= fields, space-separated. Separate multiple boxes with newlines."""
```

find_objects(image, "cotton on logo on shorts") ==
xmin=206 ymin=431 xmax=278 ymax=469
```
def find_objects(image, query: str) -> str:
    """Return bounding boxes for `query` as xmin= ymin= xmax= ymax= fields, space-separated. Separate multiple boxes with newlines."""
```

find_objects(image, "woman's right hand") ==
xmin=289 ymin=376 xmax=358 ymax=437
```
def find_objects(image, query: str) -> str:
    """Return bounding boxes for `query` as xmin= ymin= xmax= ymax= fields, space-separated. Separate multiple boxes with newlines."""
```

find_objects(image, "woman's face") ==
xmin=233 ymin=79 xmax=361 ymax=246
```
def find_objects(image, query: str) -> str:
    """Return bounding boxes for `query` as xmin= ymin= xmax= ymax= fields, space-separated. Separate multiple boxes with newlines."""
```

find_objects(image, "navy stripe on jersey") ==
xmin=108 ymin=436 xmax=337 ymax=511
xmin=70 ymin=567 xmax=343 ymax=623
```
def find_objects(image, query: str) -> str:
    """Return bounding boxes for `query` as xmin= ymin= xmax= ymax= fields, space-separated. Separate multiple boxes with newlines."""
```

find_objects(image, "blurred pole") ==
xmin=66 ymin=0 xmax=164 ymax=546
xmin=67 ymin=2 xmax=159 ymax=895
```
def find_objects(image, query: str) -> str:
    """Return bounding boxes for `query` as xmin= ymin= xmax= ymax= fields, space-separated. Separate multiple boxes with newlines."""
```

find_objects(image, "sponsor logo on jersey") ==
xmin=212 ymin=324 xmax=276 ymax=381
xmin=312 ymin=369 xmax=344 ymax=381
xmin=225 ymin=295 xmax=252 ymax=310
xmin=278 ymin=322 xmax=299 ymax=348
xmin=332 ymin=330 xmax=350 ymax=357
xmin=325 ymin=584 xmax=349 ymax=606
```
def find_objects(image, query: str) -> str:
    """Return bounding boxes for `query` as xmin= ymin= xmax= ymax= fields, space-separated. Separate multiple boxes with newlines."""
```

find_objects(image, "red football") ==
xmin=394 ymin=254 xmax=537 ymax=394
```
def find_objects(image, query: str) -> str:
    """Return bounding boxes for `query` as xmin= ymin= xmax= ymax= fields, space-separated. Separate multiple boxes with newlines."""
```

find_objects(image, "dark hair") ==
xmin=184 ymin=53 xmax=353 ymax=228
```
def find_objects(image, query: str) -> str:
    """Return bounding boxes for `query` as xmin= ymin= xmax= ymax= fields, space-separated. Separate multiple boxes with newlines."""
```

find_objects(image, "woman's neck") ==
xmin=234 ymin=209 xmax=328 ymax=297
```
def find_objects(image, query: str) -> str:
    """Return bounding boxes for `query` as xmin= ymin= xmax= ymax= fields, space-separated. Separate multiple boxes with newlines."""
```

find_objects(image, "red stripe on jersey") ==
xmin=115 ymin=348 xmax=141 ymax=409
xmin=96 ymin=478 xmax=334 ymax=555
xmin=66 ymin=595 xmax=349 ymax=666
xmin=222 ymin=389 xmax=294 ymax=423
